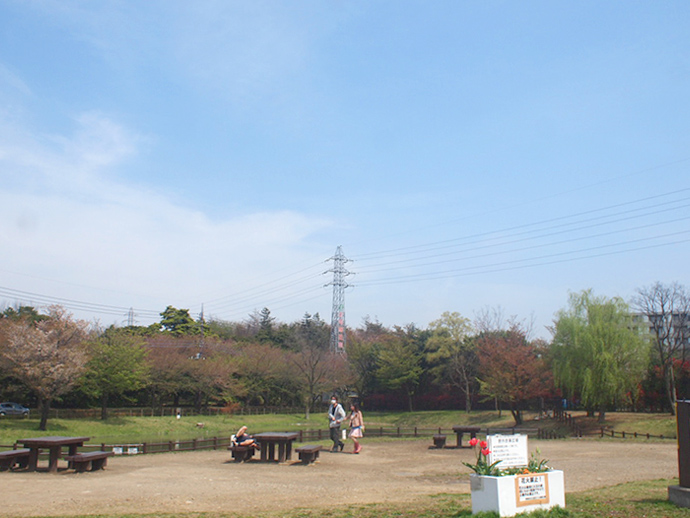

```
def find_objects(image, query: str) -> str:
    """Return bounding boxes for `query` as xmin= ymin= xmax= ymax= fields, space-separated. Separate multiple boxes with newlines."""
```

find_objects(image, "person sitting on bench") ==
xmin=234 ymin=426 xmax=260 ymax=450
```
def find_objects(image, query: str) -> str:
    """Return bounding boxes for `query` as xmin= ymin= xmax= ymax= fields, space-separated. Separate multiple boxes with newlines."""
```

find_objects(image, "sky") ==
xmin=1 ymin=1 xmax=689 ymax=339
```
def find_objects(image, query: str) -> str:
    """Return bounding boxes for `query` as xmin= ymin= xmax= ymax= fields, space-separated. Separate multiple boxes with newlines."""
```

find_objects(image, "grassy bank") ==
xmin=0 ymin=410 xmax=677 ymax=445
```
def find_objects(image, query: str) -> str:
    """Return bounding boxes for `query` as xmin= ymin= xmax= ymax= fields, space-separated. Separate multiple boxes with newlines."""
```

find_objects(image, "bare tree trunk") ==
xmin=664 ymin=363 xmax=677 ymax=416
xmin=38 ymin=397 xmax=50 ymax=431
xmin=510 ymin=405 xmax=523 ymax=426
xmin=464 ymin=377 xmax=472 ymax=413
xmin=101 ymin=393 xmax=109 ymax=421
xmin=598 ymin=407 xmax=606 ymax=423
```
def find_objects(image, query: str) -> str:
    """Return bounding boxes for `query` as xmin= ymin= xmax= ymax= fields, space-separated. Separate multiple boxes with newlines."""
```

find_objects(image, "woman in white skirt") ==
xmin=348 ymin=402 xmax=364 ymax=454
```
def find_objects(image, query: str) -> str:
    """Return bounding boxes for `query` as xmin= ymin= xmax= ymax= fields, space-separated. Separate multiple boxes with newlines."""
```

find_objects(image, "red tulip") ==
xmin=481 ymin=448 xmax=491 ymax=456
xmin=479 ymin=440 xmax=488 ymax=449
xmin=469 ymin=438 xmax=479 ymax=447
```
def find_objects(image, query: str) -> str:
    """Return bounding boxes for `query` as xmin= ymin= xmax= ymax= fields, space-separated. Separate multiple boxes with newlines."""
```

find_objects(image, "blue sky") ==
xmin=1 ymin=1 xmax=688 ymax=338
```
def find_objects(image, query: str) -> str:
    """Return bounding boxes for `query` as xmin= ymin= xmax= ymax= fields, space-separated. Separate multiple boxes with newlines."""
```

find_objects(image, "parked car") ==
xmin=0 ymin=402 xmax=30 ymax=417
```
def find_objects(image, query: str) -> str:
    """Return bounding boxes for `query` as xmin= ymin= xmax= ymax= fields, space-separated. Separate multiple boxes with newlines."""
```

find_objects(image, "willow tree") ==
xmin=551 ymin=290 xmax=650 ymax=422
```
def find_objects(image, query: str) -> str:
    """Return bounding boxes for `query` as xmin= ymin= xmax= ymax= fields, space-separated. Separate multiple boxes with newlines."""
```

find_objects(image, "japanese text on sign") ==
xmin=487 ymin=434 xmax=529 ymax=469
xmin=515 ymin=473 xmax=550 ymax=506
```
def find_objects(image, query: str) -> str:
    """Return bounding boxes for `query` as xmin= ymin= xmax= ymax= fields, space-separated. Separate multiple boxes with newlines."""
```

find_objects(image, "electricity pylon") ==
xmin=325 ymin=245 xmax=352 ymax=354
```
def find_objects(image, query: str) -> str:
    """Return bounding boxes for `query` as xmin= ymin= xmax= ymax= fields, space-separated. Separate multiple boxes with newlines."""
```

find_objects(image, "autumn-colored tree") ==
xmin=0 ymin=305 xmax=90 ymax=430
xmin=289 ymin=316 xmax=335 ymax=418
xmin=476 ymin=325 xmax=552 ymax=426
xmin=235 ymin=343 xmax=296 ymax=406
xmin=145 ymin=335 xmax=242 ymax=410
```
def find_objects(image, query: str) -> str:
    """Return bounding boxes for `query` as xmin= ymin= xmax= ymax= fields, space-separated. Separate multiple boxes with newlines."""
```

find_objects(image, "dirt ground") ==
xmin=1 ymin=438 xmax=678 ymax=517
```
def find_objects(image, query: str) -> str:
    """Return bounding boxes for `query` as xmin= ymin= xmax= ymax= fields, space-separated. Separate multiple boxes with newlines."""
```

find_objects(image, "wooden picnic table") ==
xmin=253 ymin=432 xmax=299 ymax=463
xmin=451 ymin=426 xmax=481 ymax=448
xmin=18 ymin=436 xmax=91 ymax=473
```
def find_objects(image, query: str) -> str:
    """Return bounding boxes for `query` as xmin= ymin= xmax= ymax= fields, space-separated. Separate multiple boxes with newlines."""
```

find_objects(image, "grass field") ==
xmin=3 ymin=479 xmax=682 ymax=518
xmin=0 ymin=409 xmax=678 ymax=445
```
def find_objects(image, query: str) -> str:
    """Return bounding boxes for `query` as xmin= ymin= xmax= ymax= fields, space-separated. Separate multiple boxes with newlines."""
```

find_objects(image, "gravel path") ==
xmin=1 ymin=438 xmax=677 ymax=516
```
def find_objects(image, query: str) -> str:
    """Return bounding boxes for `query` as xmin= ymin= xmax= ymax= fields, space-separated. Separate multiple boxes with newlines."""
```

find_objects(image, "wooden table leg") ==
xmin=27 ymin=448 xmax=39 ymax=472
xmin=48 ymin=446 xmax=61 ymax=473
xmin=268 ymin=443 xmax=275 ymax=461
xmin=285 ymin=442 xmax=293 ymax=461
xmin=260 ymin=442 xmax=269 ymax=461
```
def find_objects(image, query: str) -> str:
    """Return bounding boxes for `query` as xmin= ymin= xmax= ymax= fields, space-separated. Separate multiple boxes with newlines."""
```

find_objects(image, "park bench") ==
xmin=0 ymin=449 xmax=30 ymax=471
xmin=295 ymin=444 xmax=322 ymax=464
xmin=228 ymin=445 xmax=255 ymax=463
xmin=432 ymin=434 xmax=446 ymax=448
xmin=63 ymin=451 xmax=113 ymax=472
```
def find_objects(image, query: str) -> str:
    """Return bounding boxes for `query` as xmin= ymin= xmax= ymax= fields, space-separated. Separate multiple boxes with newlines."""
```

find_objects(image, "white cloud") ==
xmin=0 ymin=111 xmax=333 ymax=324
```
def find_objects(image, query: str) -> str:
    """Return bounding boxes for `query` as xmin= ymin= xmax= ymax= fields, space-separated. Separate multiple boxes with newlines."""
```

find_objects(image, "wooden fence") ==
xmin=1 ymin=422 xmax=675 ymax=456
xmin=598 ymin=428 xmax=672 ymax=440
xmin=45 ymin=406 xmax=303 ymax=419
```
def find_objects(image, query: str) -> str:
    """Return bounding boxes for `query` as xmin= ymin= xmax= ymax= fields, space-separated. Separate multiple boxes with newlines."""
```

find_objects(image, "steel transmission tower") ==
xmin=326 ymin=245 xmax=352 ymax=354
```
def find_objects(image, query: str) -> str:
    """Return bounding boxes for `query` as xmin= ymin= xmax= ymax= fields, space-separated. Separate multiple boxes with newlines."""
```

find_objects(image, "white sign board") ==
xmin=486 ymin=434 xmax=529 ymax=469
xmin=515 ymin=473 xmax=550 ymax=506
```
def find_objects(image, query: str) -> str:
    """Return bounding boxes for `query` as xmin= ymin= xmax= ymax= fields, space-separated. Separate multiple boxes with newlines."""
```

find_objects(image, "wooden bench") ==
xmin=228 ymin=445 xmax=255 ymax=462
xmin=63 ymin=451 xmax=113 ymax=472
xmin=432 ymin=434 xmax=447 ymax=449
xmin=0 ymin=449 xmax=30 ymax=471
xmin=295 ymin=444 xmax=322 ymax=464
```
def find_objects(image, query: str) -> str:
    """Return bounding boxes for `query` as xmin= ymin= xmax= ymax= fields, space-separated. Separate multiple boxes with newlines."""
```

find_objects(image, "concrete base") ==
xmin=470 ymin=471 xmax=565 ymax=517
xmin=669 ymin=485 xmax=690 ymax=508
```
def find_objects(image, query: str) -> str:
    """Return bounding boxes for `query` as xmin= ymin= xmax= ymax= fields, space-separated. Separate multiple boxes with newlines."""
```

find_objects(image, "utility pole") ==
xmin=196 ymin=304 xmax=205 ymax=360
xmin=325 ymin=245 xmax=352 ymax=354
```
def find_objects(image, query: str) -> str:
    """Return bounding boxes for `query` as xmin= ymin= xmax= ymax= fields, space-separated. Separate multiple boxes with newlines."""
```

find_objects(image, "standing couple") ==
xmin=328 ymin=396 xmax=364 ymax=454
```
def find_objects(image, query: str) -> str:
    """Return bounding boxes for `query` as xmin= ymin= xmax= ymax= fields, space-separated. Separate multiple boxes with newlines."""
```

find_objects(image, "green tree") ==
xmin=80 ymin=327 xmax=150 ymax=420
xmin=159 ymin=306 xmax=198 ymax=336
xmin=551 ymin=290 xmax=650 ymax=422
xmin=426 ymin=311 xmax=477 ymax=412
xmin=376 ymin=325 xmax=423 ymax=411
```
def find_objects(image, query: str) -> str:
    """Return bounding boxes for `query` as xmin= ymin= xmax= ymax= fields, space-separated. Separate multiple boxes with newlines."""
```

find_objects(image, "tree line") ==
xmin=1 ymin=282 xmax=688 ymax=430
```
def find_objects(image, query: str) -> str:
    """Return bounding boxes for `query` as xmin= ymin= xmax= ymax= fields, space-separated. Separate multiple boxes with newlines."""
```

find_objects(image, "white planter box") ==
xmin=470 ymin=470 xmax=565 ymax=517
